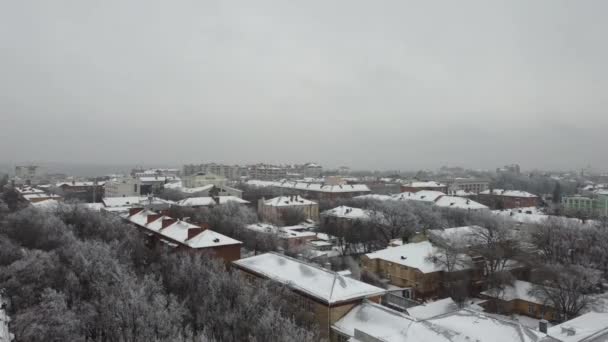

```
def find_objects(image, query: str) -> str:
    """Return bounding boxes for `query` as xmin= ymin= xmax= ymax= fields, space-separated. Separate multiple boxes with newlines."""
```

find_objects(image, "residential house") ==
xmin=124 ymin=208 xmax=242 ymax=263
xmin=400 ymin=181 xmax=448 ymax=193
xmin=55 ymin=181 xmax=105 ymax=202
xmin=258 ymin=195 xmax=319 ymax=223
xmin=361 ymin=241 xmax=473 ymax=299
xmin=232 ymin=252 xmax=386 ymax=338
xmin=477 ymin=189 xmax=540 ymax=209
xmin=244 ymin=222 xmax=318 ymax=250
xmin=480 ymin=280 xmax=558 ymax=321
xmin=321 ymin=205 xmax=376 ymax=230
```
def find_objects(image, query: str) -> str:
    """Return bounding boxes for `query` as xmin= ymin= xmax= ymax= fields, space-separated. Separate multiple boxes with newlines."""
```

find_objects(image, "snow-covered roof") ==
xmin=547 ymin=312 xmax=608 ymax=342
xmin=353 ymin=194 xmax=395 ymax=201
xmin=102 ymin=196 xmax=174 ymax=208
xmin=264 ymin=195 xmax=317 ymax=207
xmin=56 ymin=181 xmax=104 ymax=187
xmin=15 ymin=186 xmax=44 ymax=195
xmin=245 ymin=222 xmax=317 ymax=239
xmin=406 ymin=298 xmax=459 ymax=320
xmin=434 ymin=196 xmax=488 ymax=210
xmin=333 ymin=301 xmax=456 ymax=342
xmin=177 ymin=196 xmax=249 ymax=207
xmin=31 ymin=199 xmax=60 ymax=210
xmin=233 ymin=252 xmax=385 ymax=304
xmin=247 ymin=180 xmax=371 ymax=193
xmin=392 ymin=190 xmax=445 ymax=203
xmin=480 ymin=189 xmax=538 ymax=198
xmin=448 ymin=190 xmax=477 ymax=197
xmin=425 ymin=309 xmax=546 ymax=342
xmin=334 ymin=303 xmax=544 ymax=342
xmin=404 ymin=181 xmax=447 ymax=188
xmin=322 ymin=206 xmax=373 ymax=220
xmin=23 ymin=193 xmax=61 ymax=201
xmin=139 ymin=176 xmax=176 ymax=182
xmin=125 ymin=209 xmax=241 ymax=249
xmin=179 ymin=184 xmax=215 ymax=194
xmin=364 ymin=241 xmax=472 ymax=274
xmin=481 ymin=280 xmax=547 ymax=305
xmin=427 ymin=226 xmax=487 ymax=248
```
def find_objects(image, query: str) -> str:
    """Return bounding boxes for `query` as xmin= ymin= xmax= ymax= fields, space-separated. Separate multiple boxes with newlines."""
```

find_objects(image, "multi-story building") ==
xmin=476 ymin=189 xmax=540 ymax=209
xmin=14 ymin=165 xmax=43 ymax=184
xmin=55 ymin=181 xmax=105 ymax=202
xmin=183 ymin=163 xmax=244 ymax=180
xmin=182 ymin=172 xmax=227 ymax=188
xmin=258 ymin=195 xmax=320 ymax=223
xmin=444 ymin=177 xmax=490 ymax=194
xmin=233 ymin=252 xmax=386 ymax=338
xmin=247 ymin=179 xmax=371 ymax=202
xmin=248 ymin=164 xmax=288 ymax=180
xmin=104 ymin=177 xmax=144 ymax=197
xmin=125 ymin=208 xmax=242 ymax=263
xmin=562 ymin=194 xmax=608 ymax=217
xmin=361 ymin=241 xmax=474 ymax=300
xmin=400 ymin=181 xmax=448 ymax=193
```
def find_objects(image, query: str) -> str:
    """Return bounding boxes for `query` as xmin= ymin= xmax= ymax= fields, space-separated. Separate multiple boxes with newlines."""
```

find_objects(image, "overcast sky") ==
xmin=1 ymin=1 xmax=606 ymax=171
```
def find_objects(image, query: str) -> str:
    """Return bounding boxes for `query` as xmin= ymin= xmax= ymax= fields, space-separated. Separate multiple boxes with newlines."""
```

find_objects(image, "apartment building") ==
xmin=258 ymin=195 xmax=320 ymax=223
xmin=233 ymin=252 xmax=385 ymax=338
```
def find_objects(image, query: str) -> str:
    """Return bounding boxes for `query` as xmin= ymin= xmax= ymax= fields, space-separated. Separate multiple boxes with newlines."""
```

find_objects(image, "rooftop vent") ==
xmin=400 ymin=256 xmax=407 ymax=260
xmin=213 ymin=238 xmax=220 ymax=243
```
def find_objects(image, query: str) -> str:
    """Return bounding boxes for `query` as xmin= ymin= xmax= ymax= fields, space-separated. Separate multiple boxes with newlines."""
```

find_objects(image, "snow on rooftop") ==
xmin=56 ymin=181 xmax=105 ymax=187
xmin=434 ymin=196 xmax=488 ymax=210
xmin=427 ymin=226 xmax=487 ymax=248
xmin=333 ymin=301 xmax=456 ymax=342
xmin=233 ymin=252 xmax=385 ymax=304
xmin=125 ymin=209 xmax=241 ymax=248
xmin=245 ymin=222 xmax=317 ymax=239
xmin=177 ymin=196 xmax=249 ymax=207
xmin=547 ymin=312 xmax=608 ymax=342
xmin=405 ymin=181 xmax=447 ymax=188
xmin=392 ymin=190 xmax=445 ymax=202
xmin=322 ymin=206 xmax=374 ymax=220
xmin=365 ymin=241 xmax=472 ymax=274
xmin=23 ymin=193 xmax=61 ymax=200
xmin=264 ymin=195 xmax=317 ymax=207
xmin=406 ymin=298 xmax=459 ymax=320
xmin=102 ymin=196 xmax=174 ymax=208
xmin=481 ymin=280 xmax=547 ymax=305
xmin=353 ymin=194 xmax=395 ymax=201
xmin=426 ymin=309 xmax=546 ymax=342
xmin=480 ymin=189 xmax=538 ymax=198
xmin=31 ymin=199 xmax=60 ymax=210
xmin=246 ymin=180 xmax=370 ymax=193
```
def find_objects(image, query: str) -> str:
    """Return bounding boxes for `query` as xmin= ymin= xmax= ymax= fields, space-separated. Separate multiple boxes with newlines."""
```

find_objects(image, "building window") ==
xmin=528 ymin=303 xmax=535 ymax=315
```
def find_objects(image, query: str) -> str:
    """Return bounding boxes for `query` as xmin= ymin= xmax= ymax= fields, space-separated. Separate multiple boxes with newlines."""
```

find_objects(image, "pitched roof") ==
xmin=364 ymin=241 xmax=473 ymax=274
xmin=125 ymin=209 xmax=241 ymax=249
xmin=233 ymin=252 xmax=385 ymax=304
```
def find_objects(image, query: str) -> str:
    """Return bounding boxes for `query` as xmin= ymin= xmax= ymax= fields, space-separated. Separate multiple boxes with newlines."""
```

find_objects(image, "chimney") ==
xmin=129 ymin=207 xmax=144 ymax=217
xmin=539 ymin=320 xmax=548 ymax=334
xmin=161 ymin=218 xmax=176 ymax=229
xmin=186 ymin=227 xmax=203 ymax=240
xmin=147 ymin=214 xmax=162 ymax=224
xmin=72 ymin=180 xmax=76 ymax=185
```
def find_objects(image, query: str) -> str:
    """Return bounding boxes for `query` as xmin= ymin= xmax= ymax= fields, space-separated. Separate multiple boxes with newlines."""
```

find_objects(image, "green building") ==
xmin=562 ymin=193 xmax=608 ymax=217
